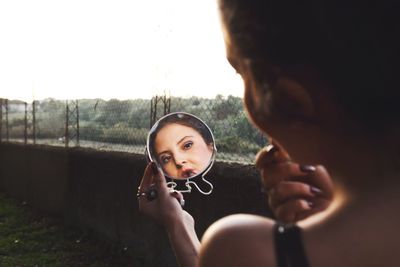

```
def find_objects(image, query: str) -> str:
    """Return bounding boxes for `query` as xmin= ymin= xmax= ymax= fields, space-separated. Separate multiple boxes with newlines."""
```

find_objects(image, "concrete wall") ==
xmin=0 ymin=142 xmax=272 ymax=267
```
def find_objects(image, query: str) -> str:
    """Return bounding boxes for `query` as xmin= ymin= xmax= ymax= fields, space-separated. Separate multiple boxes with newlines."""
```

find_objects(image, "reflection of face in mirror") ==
xmin=155 ymin=124 xmax=213 ymax=179
xmin=149 ymin=113 xmax=215 ymax=180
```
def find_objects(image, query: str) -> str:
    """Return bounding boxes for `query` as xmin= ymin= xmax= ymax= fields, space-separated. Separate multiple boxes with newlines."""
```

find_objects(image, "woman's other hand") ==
xmin=256 ymin=140 xmax=334 ymax=223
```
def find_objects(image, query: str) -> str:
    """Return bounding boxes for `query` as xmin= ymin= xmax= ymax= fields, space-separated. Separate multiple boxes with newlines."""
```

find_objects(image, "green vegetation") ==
xmin=4 ymin=95 xmax=268 ymax=162
xmin=0 ymin=193 xmax=132 ymax=266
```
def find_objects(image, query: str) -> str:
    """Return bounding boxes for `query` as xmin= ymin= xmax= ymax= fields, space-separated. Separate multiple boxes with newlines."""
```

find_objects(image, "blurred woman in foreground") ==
xmin=139 ymin=0 xmax=400 ymax=266
xmin=199 ymin=1 xmax=399 ymax=266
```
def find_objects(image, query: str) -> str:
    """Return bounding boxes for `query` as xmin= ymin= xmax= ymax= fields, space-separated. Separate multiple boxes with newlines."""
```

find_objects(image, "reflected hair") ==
xmin=149 ymin=113 xmax=213 ymax=160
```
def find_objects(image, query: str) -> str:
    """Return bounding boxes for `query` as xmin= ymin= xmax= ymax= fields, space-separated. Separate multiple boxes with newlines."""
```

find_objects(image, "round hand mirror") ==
xmin=146 ymin=112 xmax=216 ymax=194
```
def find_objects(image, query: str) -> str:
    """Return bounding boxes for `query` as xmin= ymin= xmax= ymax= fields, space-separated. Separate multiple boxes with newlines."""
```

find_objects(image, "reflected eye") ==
xmin=160 ymin=155 xmax=172 ymax=164
xmin=183 ymin=141 xmax=193 ymax=150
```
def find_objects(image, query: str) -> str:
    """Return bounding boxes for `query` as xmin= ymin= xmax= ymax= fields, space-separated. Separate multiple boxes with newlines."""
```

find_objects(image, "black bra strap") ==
xmin=274 ymin=223 xmax=310 ymax=267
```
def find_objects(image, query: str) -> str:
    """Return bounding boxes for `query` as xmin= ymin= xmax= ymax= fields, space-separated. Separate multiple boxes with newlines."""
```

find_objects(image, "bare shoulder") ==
xmin=199 ymin=214 xmax=276 ymax=267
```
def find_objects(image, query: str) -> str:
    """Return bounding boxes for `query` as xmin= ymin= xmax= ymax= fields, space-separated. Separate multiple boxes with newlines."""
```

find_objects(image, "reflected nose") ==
xmin=174 ymin=154 xmax=187 ymax=169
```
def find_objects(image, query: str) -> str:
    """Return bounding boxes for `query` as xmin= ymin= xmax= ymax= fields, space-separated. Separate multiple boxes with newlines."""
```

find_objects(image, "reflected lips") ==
xmin=181 ymin=168 xmax=196 ymax=178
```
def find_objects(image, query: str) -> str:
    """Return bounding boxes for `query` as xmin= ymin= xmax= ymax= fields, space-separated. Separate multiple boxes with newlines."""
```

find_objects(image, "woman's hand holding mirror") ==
xmin=138 ymin=162 xmax=189 ymax=226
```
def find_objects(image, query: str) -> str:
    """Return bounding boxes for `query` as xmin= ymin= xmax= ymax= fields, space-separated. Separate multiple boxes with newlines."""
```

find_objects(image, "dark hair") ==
xmin=149 ymin=113 xmax=213 ymax=160
xmin=219 ymin=0 xmax=400 ymax=128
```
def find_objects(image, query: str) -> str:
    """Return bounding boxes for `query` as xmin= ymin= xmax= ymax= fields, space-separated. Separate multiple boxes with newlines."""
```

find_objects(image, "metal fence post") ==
xmin=76 ymin=100 xmax=80 ymax=146
xmin=5 ymin=99 xmax=9 ymax=141
xmin=167 ymin=96 xmax=171 ymax=114
xmin=64 ymin=99 xmax=79 ymax=147
xmin=0 ymin=98 xmax=2 ymax=143
xmin=24 ymin=102 xmax=28 ymax=144
xmin=150 ymin=97 xmax=154 ymax=129
xmin=150 ymin=95 xmax=158 ymax=128
xmin=163 ymin=95 xmax=167 ymax=115
xmin=65 ymin=100 xmax=69 ymax=147
xmin=32 ymin=100 xmax=36 ymax=144
xmin=150 ymin=93 xmax=171 ymax=128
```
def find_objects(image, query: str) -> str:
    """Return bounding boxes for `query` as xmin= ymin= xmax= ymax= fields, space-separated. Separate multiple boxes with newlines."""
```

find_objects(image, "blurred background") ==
xmin=0 ymin=2 xmax=271 ymax=265
xmin=0 ymin=0 xmax=268 ymax=164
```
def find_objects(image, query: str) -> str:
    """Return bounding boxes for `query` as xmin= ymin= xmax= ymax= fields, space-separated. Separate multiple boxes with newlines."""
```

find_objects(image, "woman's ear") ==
xmin=271 ymin=75 xmax=315 ymax=123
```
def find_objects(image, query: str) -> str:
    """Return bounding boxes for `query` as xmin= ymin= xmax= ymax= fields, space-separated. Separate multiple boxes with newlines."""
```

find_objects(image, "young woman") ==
xmin=198 ymin=1 xmax=399 ymax=266
xmin=138 ymin=0 xmax=400 ymax=266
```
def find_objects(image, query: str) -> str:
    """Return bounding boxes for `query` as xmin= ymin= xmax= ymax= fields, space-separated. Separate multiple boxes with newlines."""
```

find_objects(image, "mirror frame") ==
xmin=146 ymin=112 xmax=217 ymax=194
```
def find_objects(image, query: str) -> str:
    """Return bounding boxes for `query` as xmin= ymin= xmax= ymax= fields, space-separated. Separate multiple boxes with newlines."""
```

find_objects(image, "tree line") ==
xmin=3 ymin=96 xmax=267 ymax=157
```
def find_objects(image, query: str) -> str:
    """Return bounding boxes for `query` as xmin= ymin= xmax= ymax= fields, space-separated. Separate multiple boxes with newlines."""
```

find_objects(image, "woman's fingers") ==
xmin=256 ymin=139 xmax=333 ymax=197
xmin=262 ymin=164 xmax=333 ymax=199
xmin=260 ymin=162 xmax=314 ymax=189
xmin=264 ymin=164 xmax=334 ymax=222
xmin=171 ymin=190 xmax=185 ymax=207
xmin=139 ymin=162 xmax=169 ymax=195
xmin=275 ymin=199 xmax=312 ymax=223
xmin=152 ymin=163 xmax=166 ymax=189
xmin=268 ymin=165 xmax=333 ymax=208
xmin=294 ymin=198 xmax=332 ymax=221
xmin=274 ymin=198 xmax=331 ymax=223
xmin=139 ymin=162 xmax=156 ymax=191
xmin=292 ymin=165 xmax=334 ymax=200
xmin=255 ymin=139 xmax=291 ymax=169
xmin=268 ymin=181 xmax=316 ymax=210
xmin=255 ymin=140 xmax=334 ymax=223
xmin=138 ymin=162 xmax=165 ymax=209
xmin=271 ymin=181 xmax=333 ymax=223
xmin=137 ymin=162 xmax=188 ymax=228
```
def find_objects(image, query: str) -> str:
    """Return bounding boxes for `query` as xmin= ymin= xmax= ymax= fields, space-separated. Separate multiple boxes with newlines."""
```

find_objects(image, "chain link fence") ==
xmin=0 ymin=96 xmax=267 ymax=164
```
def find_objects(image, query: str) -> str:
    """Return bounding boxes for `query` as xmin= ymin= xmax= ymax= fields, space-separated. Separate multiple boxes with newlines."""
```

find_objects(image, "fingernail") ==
xmin=310 ymin=186 xmax=322 ymax=195
xmin=300 ymin=165 xmax=316 ymax=173
xmin=307 ymin=201 xmax=314 ymax=208
xmin=151 ymin=162 xmax=159 ymax=175
xmin=256 ymin=145 xmax=281 ymax=169
xmin=266 ymin=144 xmax=279 ymax=154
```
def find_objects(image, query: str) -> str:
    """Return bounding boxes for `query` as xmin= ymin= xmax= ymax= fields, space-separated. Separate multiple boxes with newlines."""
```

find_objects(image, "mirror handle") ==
xmin=185 ymin=176 xmax=213 ymax=195
xmin=180 ymin=183 xmax=193 ymax=193
xmin=167 ymin=181 xmax=193 ymax=193
xmin=166 ymin=181 xmax=177 ymax=189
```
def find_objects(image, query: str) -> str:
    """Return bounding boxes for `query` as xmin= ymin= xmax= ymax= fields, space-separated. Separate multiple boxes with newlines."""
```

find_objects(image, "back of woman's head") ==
xmin=219 ymin=0 xmax=400 ymax=129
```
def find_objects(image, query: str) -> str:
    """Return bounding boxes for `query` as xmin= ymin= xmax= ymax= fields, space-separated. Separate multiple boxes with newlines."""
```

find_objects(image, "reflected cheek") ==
xmin=186 ymin=149 xmax=203 ymax=169
xmin=163 ymin=164 xmax=177 ymax=177
xmin=186 ymin=151 xmax=199 ymax=165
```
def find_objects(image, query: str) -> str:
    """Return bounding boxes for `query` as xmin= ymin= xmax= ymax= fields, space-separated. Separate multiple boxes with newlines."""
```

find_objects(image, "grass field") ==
xmin=0 ymin=193 xmax=133 ymax=267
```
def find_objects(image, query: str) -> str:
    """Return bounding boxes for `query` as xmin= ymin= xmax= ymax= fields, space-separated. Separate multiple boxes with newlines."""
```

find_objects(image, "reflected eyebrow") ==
xmin=177 ymin=136 xmax=193 ymax=145
xmin=157 ymin=136 xmax=194 ymax=157
xmin=158 ymin=151 xmax=171 ymax=158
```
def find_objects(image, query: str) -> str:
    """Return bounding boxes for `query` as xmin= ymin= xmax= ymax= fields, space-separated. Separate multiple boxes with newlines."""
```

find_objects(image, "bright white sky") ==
xmin=0 ymin=0 xmax=244 ymax=102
